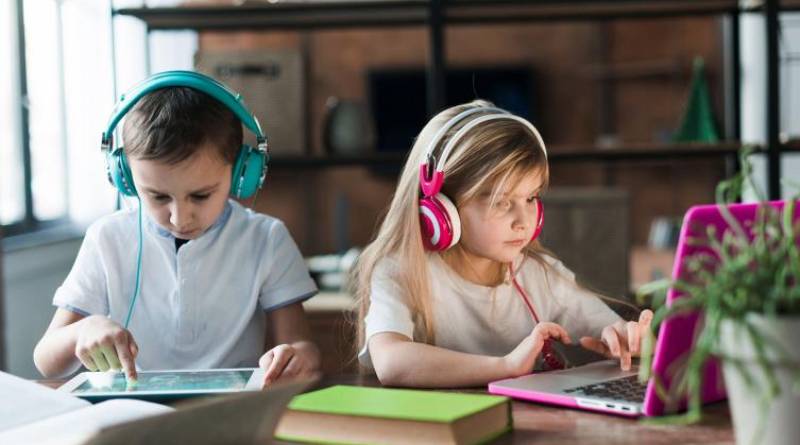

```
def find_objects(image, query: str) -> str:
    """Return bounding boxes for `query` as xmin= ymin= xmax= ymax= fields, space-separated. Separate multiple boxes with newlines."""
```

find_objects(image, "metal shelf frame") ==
xmin=113 ymin=0 xmax=792 ymax=198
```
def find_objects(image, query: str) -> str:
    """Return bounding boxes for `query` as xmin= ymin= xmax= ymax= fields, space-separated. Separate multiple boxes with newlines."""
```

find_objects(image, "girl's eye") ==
xmin=153 ymin=195 xmax=170 ymax=202
xmin=495 ymin=200 xmax=512 ymax=210
xmin=191 ymin=194 xmax=211 ymax=201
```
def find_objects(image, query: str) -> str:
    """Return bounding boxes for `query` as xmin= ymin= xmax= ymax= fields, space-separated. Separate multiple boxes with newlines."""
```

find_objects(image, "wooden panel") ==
xmin=202 ymin=17 xmax=726 ymax=256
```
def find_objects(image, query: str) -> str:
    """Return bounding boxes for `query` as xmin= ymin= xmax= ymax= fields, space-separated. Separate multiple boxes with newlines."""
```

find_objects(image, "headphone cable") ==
xmin=123 ymin=198 xmax=144 ymax=330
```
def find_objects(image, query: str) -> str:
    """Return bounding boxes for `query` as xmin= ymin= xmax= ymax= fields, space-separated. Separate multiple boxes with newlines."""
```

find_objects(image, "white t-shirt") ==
xmin=54 ymin=199 xmax=317 ymax=372
xmin=359 ymin=254 xmax=621 ymax=368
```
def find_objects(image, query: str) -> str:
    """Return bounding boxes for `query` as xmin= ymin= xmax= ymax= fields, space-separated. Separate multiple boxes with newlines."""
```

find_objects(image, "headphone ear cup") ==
xmin=530 ymin=198 xmax=544 ymax=242
xmin=105 ymin=148 xmax=137 ymax=197
xmin=419 ymin=193 xmax=461 ymax=251
xmin=230 ymin=144 xmax=267 ymax=199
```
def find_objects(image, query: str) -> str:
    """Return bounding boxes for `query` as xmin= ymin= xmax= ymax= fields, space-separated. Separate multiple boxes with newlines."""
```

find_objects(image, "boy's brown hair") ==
xmin=121 ymin=87 xmax=243 ymax=165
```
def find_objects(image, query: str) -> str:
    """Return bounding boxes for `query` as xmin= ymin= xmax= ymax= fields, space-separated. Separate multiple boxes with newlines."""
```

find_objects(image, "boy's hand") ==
xmin=259 ymin=343 xmax=318 ymax=387
xmin=579 ymin=309 xmax=654 ymax=371
xmin=75 ymin=315 xmax=139 ymax=381
xmin=503 ymin=322 xmax=572 ymax=377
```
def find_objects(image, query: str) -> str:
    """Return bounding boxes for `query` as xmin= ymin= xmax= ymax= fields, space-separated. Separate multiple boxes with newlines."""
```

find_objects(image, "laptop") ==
xmin=487 ymin=201 xmax=779 ymax=417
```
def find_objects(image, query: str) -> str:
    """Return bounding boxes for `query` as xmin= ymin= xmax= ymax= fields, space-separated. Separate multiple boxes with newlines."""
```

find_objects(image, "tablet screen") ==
xmin=71 ymin=370 xmax=253 ymax=394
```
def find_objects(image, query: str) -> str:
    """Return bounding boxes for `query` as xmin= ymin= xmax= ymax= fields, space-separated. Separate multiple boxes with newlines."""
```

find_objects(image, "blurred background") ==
xmin=2 ymin=0 xmax=800 ymax=378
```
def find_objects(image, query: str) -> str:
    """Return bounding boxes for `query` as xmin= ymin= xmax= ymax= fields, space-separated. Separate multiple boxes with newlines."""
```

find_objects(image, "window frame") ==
xmin=2 ymin=0 xmax=71 ymax=237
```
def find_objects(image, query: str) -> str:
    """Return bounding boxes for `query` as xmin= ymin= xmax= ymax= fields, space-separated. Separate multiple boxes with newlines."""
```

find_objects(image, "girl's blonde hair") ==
xmin=350 ymin=100 xmax=554 ymax=351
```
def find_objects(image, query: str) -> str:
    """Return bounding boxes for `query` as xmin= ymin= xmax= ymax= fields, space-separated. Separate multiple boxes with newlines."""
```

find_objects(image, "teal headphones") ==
xmin=101 ymin=70 xmax=269 ymax=199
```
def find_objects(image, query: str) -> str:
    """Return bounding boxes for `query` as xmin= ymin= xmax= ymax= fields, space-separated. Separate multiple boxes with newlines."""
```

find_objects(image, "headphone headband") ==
xmin=439 ymin=114 xmax=547 ymax=171
xmin=419 ymin=107 xmax=547 ymax=198
xmin=101 ymin=70 xmax=270 ymax=200
xmin=101 ymin=70 xmax=265 ymax=146
xmin=423 ymin=106 xmax=507 ymax=167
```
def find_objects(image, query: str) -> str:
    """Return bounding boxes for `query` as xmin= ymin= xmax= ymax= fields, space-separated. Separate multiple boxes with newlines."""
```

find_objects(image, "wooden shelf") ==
xmin=267 ymin=142 xmax=750 ymax=169
xmin=270 ymin=153 xmax=407 ymax=168
xmin=548 ymin=141 xmax=745 ymax=162
xmin=114 ymin=0 xmax=776 ymax=32
xmin=114 ymin=1 xmax=430 ymax=31
xmin=446 ymin=0 xmax=739 ymax=23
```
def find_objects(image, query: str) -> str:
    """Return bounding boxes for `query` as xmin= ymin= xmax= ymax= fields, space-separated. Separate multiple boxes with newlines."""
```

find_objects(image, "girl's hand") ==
xmin=503 ymin=322 xmax=572 ymax=377
xmin=579 ymin=309 xmax=654 ymax=371
xmin=75 ymin=315 xmax=138 ymax=381
xmin=259 ymin=343 xmax=318 ymax=387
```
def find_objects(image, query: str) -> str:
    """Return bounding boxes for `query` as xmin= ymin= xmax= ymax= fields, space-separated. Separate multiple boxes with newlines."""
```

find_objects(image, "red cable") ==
xmin=509 ymin=262 xmax=566 ymax=371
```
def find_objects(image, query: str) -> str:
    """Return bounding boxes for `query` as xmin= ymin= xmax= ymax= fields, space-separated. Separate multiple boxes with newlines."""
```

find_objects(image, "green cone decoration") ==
xmin=673 ymin=57 xmax=720 ymax=143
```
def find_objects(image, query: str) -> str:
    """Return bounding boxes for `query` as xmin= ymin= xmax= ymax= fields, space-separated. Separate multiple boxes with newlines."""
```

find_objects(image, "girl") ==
xmin=352 ymin=100 xmax=652 ymax=388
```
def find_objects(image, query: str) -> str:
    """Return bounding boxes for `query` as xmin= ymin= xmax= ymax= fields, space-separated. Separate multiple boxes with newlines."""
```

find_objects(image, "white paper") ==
xmin=0 ymin=370 xmax=89 ymax=431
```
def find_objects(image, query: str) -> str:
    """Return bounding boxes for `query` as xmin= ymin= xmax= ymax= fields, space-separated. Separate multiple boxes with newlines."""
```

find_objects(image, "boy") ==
xmin=33 ymin=76 xmax=320 ymax=386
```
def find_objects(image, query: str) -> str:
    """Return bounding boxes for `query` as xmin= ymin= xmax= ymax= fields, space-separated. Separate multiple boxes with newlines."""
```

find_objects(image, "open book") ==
xmin=0 ymin=370 xmax=310 ymax=445
xmin=0 ymin=371 xmax=171 ymax=444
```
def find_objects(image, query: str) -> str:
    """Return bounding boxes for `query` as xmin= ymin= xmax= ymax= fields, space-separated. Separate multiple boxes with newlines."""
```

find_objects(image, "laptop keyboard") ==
xmin=562 ymin=375 xmax=647 ymax=403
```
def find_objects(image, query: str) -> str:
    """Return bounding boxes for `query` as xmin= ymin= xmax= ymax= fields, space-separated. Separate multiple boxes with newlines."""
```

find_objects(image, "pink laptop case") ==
xmin=490 ymin=200 xmax=797 ymax=417
xmin=644 ymin=200 xmax=797 ymax=415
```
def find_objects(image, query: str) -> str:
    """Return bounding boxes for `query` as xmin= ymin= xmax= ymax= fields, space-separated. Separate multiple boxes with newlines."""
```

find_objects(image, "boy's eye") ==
xmin=191 ymin=194 xmax=211 ymax=201
xmin=153 ymin=195 xmax=170 ymax=202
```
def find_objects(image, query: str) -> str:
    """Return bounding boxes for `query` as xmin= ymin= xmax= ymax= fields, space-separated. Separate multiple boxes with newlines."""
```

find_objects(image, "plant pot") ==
xmin=718 ymin=314 xmax=800 ymax=445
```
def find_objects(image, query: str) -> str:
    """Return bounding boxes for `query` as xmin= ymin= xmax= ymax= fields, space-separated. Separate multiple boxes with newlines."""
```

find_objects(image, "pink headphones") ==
xmin=419 ymin=107 xmax=548 ymax=251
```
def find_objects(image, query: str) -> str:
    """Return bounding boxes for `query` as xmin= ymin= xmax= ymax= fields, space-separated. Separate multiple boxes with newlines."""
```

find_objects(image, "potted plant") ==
xmin=637 ymin=148 xmax=800 ymax=445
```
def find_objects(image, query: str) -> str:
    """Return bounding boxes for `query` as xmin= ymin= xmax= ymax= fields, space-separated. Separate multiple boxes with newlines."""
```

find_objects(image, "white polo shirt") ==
xmin=54 ymin=200 xmax=317 ymax=371
xmin=359 ymin=254 xmax=621 ymax=368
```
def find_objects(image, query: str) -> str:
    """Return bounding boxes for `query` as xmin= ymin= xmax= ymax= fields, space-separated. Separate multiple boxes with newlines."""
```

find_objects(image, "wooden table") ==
xmin=41 ymin=373 xmax=734 ymax=444
xmin=312 ymin=374 xmax=734 ymax=445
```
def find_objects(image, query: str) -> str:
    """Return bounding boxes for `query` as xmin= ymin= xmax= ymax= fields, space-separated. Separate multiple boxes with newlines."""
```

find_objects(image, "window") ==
xmin=0 ymin=0 xmax=25 ymax=228
xmin=1 ymin=0 xmax=133 ymax=236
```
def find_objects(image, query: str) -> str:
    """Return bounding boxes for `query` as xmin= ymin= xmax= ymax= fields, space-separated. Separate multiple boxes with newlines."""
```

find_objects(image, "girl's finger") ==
xmin=579 ymin=337 xmax=610 ymax=356
xmin=548 ymin=324 xmax=572 ymax=344
xmin=639 ymin=310 xmax=654 ymax=331
xmin=603 ymin=328 xmax=631 ymax=370
xmin=626 ymin=321 xmax=640 ymax=356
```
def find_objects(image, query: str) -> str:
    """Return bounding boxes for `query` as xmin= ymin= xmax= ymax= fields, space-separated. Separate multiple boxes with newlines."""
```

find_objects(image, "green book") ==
xmin=274 ymin=385 xmax=512 ymax=445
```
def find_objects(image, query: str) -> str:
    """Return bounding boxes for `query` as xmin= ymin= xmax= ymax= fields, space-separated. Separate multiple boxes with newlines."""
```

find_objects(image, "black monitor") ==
xmin=368 ymin=66 xmax=536 ymax=153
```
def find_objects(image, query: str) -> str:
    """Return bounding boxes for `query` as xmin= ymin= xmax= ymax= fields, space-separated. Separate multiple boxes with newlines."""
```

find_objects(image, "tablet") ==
xmin=59 ymin=368 xmax=265 ymax=402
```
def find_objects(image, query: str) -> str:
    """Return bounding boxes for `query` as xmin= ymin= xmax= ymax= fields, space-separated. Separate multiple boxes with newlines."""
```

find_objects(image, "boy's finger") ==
xmin=90 ymin=349 xmax=110 ymax=372
xmin=264 ymin=348 xmax=293 ymax=385
xmin=276 ymin=356 xmax=299 ymax=381
xmin=115 ymin=341 xmax=138 ymax=381
xmin=129 ymin=337 xmax=139 ymax=358
xmin=77 ymin=349 xmax=98 ymax=372
xmin=258 ymin=351 xmax=274 ymax=370
xmin=101 ymin=345 xmax=122 ymax=371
